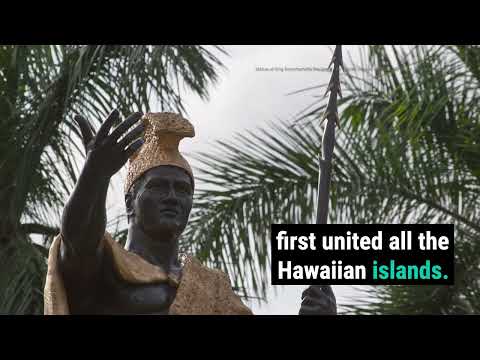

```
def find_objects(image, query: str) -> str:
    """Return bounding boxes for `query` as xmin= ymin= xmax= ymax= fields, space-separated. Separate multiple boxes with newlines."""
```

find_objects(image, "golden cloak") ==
xmin=44 ymin=233 xmax=253 ymax=315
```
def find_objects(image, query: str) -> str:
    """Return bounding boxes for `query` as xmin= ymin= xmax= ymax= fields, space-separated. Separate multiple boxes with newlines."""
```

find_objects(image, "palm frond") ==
xmin=183 ymin=120 xmax=322 ymax=297
xmin=0 ymin=45 xmax=226 ymax=313
xmin=186 ymin=45 xmax=480 ymax=312
xmin=0 ymin=238 xmax=46 ymax=314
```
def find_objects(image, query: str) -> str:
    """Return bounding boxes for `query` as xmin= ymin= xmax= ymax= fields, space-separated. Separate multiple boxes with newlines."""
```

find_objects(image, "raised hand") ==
xmin=298 ymin=285 xmax=337 ymax=315
xmin=74 ymin=109 xmax=144 ymax=180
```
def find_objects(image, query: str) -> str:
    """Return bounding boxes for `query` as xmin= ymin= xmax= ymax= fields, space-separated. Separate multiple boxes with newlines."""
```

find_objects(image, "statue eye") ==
xmin=175 ymin=184 xmax=191 ymax=195
xmin=146 ymin=183 xmax=166 ymax=191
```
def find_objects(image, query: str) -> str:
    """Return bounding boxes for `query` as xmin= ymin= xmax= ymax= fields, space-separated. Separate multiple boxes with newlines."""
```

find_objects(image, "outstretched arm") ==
xmin=59 ymin=110 xmax=144 ymax=292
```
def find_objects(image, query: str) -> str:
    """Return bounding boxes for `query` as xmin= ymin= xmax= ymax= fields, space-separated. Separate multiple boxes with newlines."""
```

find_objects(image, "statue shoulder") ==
xmin=180 ymin=254 xmax=229 ymax=284
xmin=177 ymin=255 xmax=253 ymax=315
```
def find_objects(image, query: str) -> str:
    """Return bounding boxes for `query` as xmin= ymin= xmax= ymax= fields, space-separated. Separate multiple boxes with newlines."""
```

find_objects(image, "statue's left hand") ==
xmin=299 ymin=285 xmax=337 ymax=315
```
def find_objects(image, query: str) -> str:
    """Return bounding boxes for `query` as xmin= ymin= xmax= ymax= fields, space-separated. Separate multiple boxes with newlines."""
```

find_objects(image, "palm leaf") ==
xmin=185 ymin=45 xmax=480 ymax=313
xmin=0 ymin=45 xmax=226 ymax=314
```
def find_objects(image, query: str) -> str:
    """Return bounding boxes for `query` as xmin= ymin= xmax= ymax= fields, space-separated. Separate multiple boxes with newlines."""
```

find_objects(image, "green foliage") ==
xmin=0 ymin=240 xmax=47 ymax=314
xmin=3 ymin=44 xmax=479 ymax=314
xmin=186 ymin=45 xmax=480 ymax=313
xmin=0 ymin=45 xmax=225 ymax=314
xmin=182 ymin=121 xmax=322 ymax=297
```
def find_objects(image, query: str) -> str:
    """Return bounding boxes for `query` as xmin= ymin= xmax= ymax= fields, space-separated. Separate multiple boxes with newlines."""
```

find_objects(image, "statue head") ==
xmin=125 ymin=165 xmax=193 ymax=237
xmin=124 ymin=112 xmax=195 ymax=238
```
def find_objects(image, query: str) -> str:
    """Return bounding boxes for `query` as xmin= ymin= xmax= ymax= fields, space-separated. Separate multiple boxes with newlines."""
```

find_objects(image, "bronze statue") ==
xmin=43 ymin=110 xmax=336 ymax=315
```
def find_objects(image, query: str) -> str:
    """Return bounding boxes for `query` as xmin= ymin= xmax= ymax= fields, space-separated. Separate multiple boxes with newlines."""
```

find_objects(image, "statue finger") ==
xmin=123 ymin=138 xmax=145 ymax=160
xmin=96 ymin=109 xmax=119 ymax=142
xmin=300 ymin=293 xmax=336 ymax=315
xmin=117 ymin=123 xmax=144 ymax=150
xmin=73 ymin=114 xmax=94 ymax=151
xmin=301 ymin=286 xmax=314 ymax=300
xmin=319 ymin=285 xmax=336 ymax=300
xmin=314 ymin=286 xmax=336 ymax=305
xmin=109 ymin=112 xmax=143 ymax=143
xmin=301 ymin=295 xmax=318 ymax=308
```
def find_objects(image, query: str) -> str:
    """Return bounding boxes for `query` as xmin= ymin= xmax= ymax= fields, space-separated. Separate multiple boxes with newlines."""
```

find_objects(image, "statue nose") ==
xmin=163 ymin=187 xmax=179 ymax=203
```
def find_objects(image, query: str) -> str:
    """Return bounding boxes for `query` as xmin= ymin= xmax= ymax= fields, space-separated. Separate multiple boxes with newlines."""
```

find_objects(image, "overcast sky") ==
xmin=107 ymin=45 xmax=366 ymax=314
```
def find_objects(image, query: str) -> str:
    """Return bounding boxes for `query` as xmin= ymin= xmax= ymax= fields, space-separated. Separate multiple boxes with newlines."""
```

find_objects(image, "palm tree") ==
xmin=184 ymin=45 xmax=480 ymax=313
xmin=0 ymin=45 xmax=226 ymax=314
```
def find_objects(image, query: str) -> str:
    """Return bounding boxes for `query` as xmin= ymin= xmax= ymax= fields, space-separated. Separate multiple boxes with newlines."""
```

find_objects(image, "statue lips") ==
xmin=158 ymin=207 xmax=180 ymax=217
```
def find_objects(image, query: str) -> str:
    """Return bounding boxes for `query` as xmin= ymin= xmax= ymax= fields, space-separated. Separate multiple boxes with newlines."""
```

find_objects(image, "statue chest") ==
xmin=89 ymin=263 xmax=178 ymax=315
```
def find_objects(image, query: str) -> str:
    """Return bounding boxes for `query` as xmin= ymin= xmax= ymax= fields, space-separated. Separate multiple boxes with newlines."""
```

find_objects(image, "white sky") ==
xmin=107 ymin=45 xmax=367 ymax=314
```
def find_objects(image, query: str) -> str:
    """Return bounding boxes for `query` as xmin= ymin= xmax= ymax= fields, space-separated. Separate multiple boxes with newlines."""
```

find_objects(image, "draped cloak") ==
xmin=44 ymin=233 xmax=253 ymax=315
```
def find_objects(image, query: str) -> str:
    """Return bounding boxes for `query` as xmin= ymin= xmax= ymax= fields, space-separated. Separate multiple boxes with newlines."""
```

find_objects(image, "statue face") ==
xmin=129 ymin=166 xmax=193 ymax=238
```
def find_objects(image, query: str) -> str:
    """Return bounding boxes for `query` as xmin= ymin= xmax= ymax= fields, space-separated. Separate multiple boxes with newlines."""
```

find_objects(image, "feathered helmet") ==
xmin=124 ymin=112 xmax=195 ymax=193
